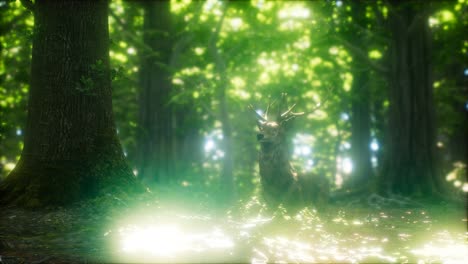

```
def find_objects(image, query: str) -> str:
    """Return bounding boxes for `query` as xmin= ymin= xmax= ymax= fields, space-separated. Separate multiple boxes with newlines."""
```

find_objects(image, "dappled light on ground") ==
xmin=0 ymin=195 xmax=466 ymax=263
xmin=110 ymin=199 xmax=467 ymax=263
xmin=411 ymin=231 xmax=468 ymax=264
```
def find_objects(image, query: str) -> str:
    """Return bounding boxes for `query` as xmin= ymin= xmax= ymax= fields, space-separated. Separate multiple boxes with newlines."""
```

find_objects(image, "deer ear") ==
xmin=257 ymin=120 xmax=265 ymax=129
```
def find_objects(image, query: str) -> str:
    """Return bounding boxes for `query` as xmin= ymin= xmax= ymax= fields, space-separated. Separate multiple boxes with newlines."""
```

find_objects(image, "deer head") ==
xmin=250 ymin=93 xmax=304 ymax=152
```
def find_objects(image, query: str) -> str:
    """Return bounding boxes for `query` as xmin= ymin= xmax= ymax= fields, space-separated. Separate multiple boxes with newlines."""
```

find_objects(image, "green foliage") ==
xmin=0 ymin=2 xmax=32 ymax=178
xmin=75 ymin=60 xmax=108 ymax=96
xmin=0 ymin=0 xmax=466 ymax=196
xmin=75 ymin=76 xmax=96 ymax=95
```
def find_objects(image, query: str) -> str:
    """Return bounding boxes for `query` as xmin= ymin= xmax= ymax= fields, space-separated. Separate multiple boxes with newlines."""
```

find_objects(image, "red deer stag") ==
xmin=251 ymin=94 xmax=329 ymax=209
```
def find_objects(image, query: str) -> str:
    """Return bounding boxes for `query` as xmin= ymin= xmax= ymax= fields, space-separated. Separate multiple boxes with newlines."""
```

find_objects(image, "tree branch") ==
xmin=349 ymin=20 xmax=390 ymax=43
xmin=332 ymin=35 xmax=389 ymax=74
xmin=208 ymin=2 xmax=229 ymax=75
xmin=201 ymin=102 xmax=219 ymax=119
xmin=108 ymin=9 xmax=156 ymax=58
xmin=407 ymin=13 xmax=425 ymax=36
xmin=371 ymin=2 xmax=386 ymax=29
xmin=169 ymin=1 xmax=205 ymax=68
xmin=109 ymin=8 xmax=184 ymax=76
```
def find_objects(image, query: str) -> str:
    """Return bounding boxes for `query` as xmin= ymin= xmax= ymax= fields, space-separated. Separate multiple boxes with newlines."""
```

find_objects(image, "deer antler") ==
xmin=276 ymin=93 xmax=305 ymax=123
xmin=264 ymin=99 xmax=276 ymax=120
xmin=252 ymin=91 xmax=327 ymax=124
xmin=280 ymin=108 xmax=305 ymax=123
xmin=281 ymin=103 xmax=298 ymax=117
xmin=306 ymin=86 xmax=333 ymax=114
xmin=283 ymin=86 xmax=333 ymax=120
xmin=299 ymin=90 xmax=331 ymax=117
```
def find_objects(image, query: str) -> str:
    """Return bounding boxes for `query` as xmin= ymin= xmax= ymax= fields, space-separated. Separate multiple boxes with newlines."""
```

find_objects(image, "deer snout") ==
xmin=257 ymin=133 xmax=264 ymax=141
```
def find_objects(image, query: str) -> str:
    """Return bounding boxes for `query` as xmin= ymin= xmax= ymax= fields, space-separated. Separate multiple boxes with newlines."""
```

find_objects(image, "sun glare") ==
xmin=120 ymin=224 xmax=234 ymax=257
xmin=121 ymin=225 xmax=182 ymax=255
xmin=204 ymin=139 xmax=215 ymax=152
xmin=342 ymin=157 xmax=353 ymax=174
xmin=370 ymin=139 xmax=379 ymax=151
xmin=278 ymin=5 xmax=310 ymax=19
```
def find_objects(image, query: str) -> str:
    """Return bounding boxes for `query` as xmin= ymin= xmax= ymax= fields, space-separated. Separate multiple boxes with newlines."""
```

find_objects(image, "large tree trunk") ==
xmin=0 ymin=0 xmax=139 ymax=207
xmin=380 ymin=3 xmax=440 ymax=196
xmin=136 ymin=0 xmax=175 ymax=184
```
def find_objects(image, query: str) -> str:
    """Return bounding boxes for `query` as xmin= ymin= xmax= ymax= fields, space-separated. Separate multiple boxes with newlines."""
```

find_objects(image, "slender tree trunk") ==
xmin=0 ymin=0 xmax=140 ymax=207
xmin=342 ymin=2 xmax=373 ymax=189
xmin=174 ymin=105 xmax=203 ymax=176
xmin=349 ymin=70 xmax=373 ymax=187
xmin=447 ymin=106 xmax=468 ymax=170
xmin=169 ymin=6 xmax=205 ymax=179
xmin=380 ymin=3 xmax=440 ymax=196
xmin=219 ymin=82 xmax=235 ymax=199
xmin=208 ymin=4 xmax=236 ymax=202
xmin=136 ymin=0 xmax=175 ymax=184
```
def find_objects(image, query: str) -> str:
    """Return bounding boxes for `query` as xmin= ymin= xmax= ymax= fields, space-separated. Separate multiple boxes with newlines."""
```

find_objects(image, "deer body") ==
xmin=252 ymin=95 xmax=329 ymax=208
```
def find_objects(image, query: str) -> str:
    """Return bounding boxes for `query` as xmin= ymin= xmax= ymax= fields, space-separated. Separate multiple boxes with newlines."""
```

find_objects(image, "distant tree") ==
xmin=0 ymin=0 xmax=140 ymax=207
xmin=430 ymin=1 xmax=468 ymax=172
xmin=380 ymin=2 xmax=442 ymax=196
xmin=208 ymin=3 xmax=236 ymax=201
xmin=169 ymin=3 xmax=206 ymax=182
xmin=317 ymin=1 xmax=382 ymax=190
xmin=136 ymin=0 xmax=176 ymax=184
xmin=343 ymin=3 xmax=374 ymax=189
xmin=134 ymin=0 xmax=205 ymax=185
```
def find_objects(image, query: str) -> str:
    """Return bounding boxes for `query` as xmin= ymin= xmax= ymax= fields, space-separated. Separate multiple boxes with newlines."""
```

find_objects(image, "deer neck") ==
xmin=259 ymin=140 xmax=296 ymax=183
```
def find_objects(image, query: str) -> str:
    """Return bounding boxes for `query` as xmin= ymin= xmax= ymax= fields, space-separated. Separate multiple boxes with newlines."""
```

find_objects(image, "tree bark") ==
xmin=380 ymin=3 xmax=440 ymax=196
xmin=0 ymin=0 xmax=140 ymax=207
xmin=136 ymin=0 xmax=175 ymax=184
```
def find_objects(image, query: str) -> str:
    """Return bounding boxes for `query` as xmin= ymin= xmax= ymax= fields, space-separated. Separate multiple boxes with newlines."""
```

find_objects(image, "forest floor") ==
xmin=0 ymin=188 xmax=466 ymax=263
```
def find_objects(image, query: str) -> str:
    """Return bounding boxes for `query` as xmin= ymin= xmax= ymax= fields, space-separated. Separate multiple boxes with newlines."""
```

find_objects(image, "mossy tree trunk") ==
xmin=380 ymin=2 xmax=441 ymax=196
xmin=0 ymin=0 xmax=140 ymax=207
